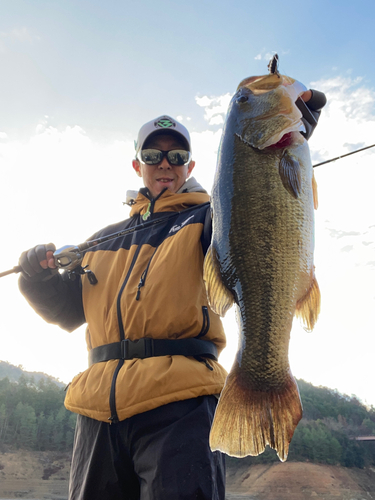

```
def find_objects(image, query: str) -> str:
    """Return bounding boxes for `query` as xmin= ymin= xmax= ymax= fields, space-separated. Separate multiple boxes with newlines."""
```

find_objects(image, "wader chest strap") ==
xmin=88 ymin=338 xmax=218 ymax=367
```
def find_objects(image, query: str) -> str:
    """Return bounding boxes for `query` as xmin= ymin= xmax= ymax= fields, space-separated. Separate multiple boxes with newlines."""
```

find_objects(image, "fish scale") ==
xmin=204 ymin=70 xmax=320 ymax=461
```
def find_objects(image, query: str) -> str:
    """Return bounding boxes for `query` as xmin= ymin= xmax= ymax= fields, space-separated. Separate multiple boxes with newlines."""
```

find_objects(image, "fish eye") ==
xmin=237 ymin=94 xmax=248 ymax=103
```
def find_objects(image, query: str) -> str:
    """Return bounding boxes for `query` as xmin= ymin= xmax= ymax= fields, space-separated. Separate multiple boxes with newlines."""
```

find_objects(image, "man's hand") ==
xmin=19 ymin=243 xmax=58 ymax=281
xmin=298 ymin=89 xmax=327 ymax=140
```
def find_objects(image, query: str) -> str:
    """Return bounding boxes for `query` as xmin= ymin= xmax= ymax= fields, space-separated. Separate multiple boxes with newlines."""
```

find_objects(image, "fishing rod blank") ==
xmin=313 ymin=143 xmax=375 ymax=168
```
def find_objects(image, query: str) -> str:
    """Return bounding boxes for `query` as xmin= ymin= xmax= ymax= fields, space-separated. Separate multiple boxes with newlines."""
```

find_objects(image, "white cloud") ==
xmin=176 ymin=115 xmax=191 ymax=123
xmin=0 ymin=132 xmax=8 ymax=140
xmin=308 ymin=75 xmax=375 ymax=233
xmin=0 ymin=27 xmax=40 ymax=42
xmin=253 ymin=49 xmax=277 ymax=61
xmin=195 ymin=93 xmax=232 ymax=126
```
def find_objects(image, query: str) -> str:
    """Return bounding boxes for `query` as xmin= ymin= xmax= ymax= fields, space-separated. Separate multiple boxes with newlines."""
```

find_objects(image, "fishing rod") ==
xmin=0 ymin=203 xmax=209 ymax=280
xmin=313 ymin=143 xmax=375 ymax=167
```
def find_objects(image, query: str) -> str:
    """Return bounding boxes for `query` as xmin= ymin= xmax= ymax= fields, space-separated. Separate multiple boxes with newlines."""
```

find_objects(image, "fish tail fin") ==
xmin=203 ymin=245 xmax=234 ymax=317
xmin=296 ymin=272 xmax=321 ymax=331
xmin=210 ymin=368 xmax=302 ymax=462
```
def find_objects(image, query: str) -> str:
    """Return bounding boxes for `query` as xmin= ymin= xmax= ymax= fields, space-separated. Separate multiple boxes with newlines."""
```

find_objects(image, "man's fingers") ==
xmin=300 ymin=90 xmax=313 ymax=102
xmin=19 ymin=243 xmax=57 ymax=277
xmin=35 ymin=245 xmax=49 ymax=269
xmin=37 ymin=244 xmax=57 ymax=269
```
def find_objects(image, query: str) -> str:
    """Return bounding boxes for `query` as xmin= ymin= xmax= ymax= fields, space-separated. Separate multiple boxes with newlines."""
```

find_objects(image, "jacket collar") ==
xmin=128 ymin=182 xmax=210 ymax=218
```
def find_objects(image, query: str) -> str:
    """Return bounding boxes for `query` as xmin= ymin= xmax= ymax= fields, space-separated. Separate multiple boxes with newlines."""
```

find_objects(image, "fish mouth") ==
xmin=265 ymin=132 xmax=295 ymax=149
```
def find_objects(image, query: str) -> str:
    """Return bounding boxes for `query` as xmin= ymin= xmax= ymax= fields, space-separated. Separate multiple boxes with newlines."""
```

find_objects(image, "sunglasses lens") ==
xmin=167 ymin=150 xmax=191 ymax=165
xmin=140 ymin=149 xmax=191 ymax=165
xmin=141 ymin=149 xmax=163 ymax=165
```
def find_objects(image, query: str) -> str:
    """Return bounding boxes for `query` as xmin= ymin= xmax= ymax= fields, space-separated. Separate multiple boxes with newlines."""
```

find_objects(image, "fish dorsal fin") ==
xmin=203 ymin=245 xmax=234 ymax=317
xmin=295 ymin=273 xmax=321 ymax=331
xmin=279 ymin=150 xmax=302 ymax=199
xmin=312 ymin=172 xmax=318 ymax=210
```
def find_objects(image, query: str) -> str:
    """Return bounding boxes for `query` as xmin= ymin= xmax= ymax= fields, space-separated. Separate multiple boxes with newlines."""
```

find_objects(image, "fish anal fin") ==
xmin=279 ymin=150 xmax=302 ymax=199
xmin=312 ymin=172 xmax=318 ymax=209
xmin=203 ymin=245 xmax=234 ymax=317
xmin=210 ymin=367 xmax=302 ymax=462
xmin=296 ymin=273 xmax=321 ymax=331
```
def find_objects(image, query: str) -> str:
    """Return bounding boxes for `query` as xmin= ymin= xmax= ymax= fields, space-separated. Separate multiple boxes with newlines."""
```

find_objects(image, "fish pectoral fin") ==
xmin=296 ymin=273 xmax=321 ymax=331
xmin=312 ymin=172 xmax=318 ymax=210
xmin=203 ymin=245 xmax=234 ymax=317
xmin=279 ymin=150 xmax=302 ymax=199
xmin=209 ymin=367 xmax=302 ymax=462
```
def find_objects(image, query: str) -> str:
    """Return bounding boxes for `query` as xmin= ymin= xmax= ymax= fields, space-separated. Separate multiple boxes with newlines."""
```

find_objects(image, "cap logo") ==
xmin=155 ymin=118 xmax=175 ymax=129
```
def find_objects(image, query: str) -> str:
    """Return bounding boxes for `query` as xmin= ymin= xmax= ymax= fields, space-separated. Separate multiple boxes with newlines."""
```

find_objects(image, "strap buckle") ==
xmin=121 ymin=338 xmax=154 ymax=360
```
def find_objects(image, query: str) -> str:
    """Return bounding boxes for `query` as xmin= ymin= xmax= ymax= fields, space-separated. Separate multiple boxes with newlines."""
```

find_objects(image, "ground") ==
xmin=226 ymin=461 xmax=375 ymax=500
xmin=0 ymin=450 xmax=70 ymax=500
xmin=0 ymin=450 xmax=374 ymax=499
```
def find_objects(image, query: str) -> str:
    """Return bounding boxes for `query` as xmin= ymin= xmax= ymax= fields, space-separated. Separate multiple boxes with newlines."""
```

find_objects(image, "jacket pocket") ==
xmin=135 ymin=247 xmax=158 ymax=301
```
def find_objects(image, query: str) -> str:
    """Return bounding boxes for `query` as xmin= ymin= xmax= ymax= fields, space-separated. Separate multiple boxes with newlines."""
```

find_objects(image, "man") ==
xmin=18 ymin=91 xmax=325 ymax=500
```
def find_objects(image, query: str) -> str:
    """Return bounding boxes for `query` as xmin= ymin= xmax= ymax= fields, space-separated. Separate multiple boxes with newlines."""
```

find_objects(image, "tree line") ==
xmin=0 ymin=364 xmax=374 ymax=468
xmin=0 ymin=373 xmax=76 ymax=452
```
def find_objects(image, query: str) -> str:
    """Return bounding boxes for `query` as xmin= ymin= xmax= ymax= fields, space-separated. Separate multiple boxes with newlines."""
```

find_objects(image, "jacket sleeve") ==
xmin=18 ymin=271 xmax=85 ymax=332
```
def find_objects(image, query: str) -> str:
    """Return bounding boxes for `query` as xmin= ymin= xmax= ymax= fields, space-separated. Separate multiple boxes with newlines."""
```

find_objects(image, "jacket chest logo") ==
xmin=169 ymin=215 xmax=195 ymax=234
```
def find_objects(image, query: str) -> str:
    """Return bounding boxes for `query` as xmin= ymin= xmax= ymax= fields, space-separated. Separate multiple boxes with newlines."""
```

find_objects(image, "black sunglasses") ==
xmin=140 ymin=149 xmax=191 ymax=166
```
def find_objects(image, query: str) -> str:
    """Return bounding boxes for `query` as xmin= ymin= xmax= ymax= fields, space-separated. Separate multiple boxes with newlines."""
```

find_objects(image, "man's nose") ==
xmin=158 ymin=157 xmax=171 ymax=169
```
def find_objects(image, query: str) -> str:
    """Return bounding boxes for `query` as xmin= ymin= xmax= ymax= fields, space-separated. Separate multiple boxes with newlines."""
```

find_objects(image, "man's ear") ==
xmin=132 ymin=159 xmax=142 ymax=177
xmin=187 ymin=160 xmax=195 ymax=178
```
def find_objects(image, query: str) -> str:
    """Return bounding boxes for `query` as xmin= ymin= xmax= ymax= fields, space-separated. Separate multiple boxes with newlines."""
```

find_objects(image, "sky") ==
xmin=0 ymin=0 xmax=375 ymax=409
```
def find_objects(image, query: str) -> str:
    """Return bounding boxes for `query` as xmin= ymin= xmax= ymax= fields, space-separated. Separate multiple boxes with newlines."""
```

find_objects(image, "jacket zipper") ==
xmin=142 ymin=189 xmax=167 ymax=220
xmin=136 ymin=247 xmax=158 ymax=301
xmin=109 ymin=244 xmax=143 ymax=423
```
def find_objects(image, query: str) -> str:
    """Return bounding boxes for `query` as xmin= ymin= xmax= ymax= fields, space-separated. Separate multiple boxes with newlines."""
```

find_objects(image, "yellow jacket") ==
xmin=62 ymin=188 xmax=228 ymax=422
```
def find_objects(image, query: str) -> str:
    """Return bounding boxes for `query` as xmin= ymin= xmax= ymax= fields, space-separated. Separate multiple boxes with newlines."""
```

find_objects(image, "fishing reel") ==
xmin=54 ymin=245 xmax=98 ymax=285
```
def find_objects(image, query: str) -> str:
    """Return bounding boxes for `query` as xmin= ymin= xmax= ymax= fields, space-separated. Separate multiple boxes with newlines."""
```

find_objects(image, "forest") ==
xmin=0 ymin=362 xmax=374 ymax=468
xmin=0 ymin=363 xmax=76 ymax=452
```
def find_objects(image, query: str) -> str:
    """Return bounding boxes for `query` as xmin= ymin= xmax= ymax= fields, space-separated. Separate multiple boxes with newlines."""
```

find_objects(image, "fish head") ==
xmin=227 ymin=73 xmax=307 ymax=150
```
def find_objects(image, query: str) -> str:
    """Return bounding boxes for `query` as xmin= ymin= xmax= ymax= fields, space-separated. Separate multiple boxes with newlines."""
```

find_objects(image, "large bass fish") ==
xmin=204 ymin=65 xmax=320 ymax=462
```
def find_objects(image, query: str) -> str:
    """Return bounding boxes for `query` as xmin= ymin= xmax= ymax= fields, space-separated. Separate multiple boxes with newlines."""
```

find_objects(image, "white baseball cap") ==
xmin=134 ymin=115 xmax=191 ymax=157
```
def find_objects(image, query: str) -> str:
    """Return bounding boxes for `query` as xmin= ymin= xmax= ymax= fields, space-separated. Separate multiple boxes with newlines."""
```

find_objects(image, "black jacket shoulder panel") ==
xmin=86 ymin=203 xmax=210 ymax=253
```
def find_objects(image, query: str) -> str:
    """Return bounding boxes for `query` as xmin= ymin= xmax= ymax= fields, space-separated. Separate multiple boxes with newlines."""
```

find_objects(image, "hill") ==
xmin=0 ymin=361 xmax=65 ymax=388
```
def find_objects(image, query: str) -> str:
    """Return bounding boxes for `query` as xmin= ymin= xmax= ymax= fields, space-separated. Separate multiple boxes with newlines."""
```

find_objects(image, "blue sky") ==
xmin=2 ymin=0 xmax=375 ymax=139
xmin=1 ymin=0 xmax=375 ymax=407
